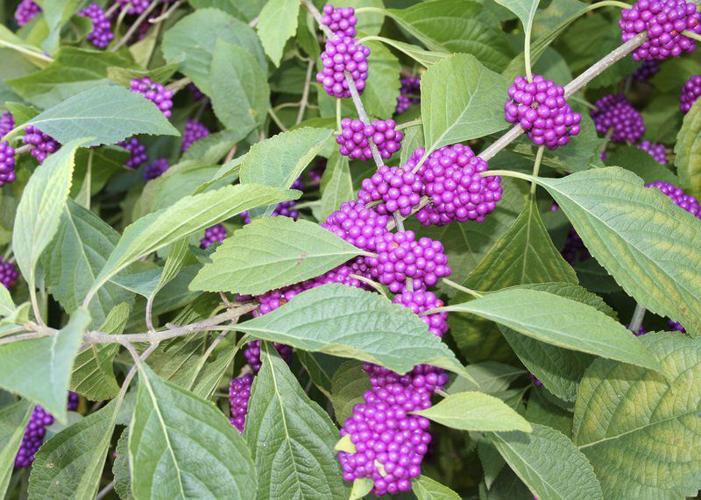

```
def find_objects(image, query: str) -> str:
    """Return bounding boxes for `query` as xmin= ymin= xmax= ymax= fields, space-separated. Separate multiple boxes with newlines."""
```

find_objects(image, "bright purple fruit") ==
xmin=181 ymin=119 xmax=209 ymax=152
xmin=638 ymin=140 xmax=667 ymax=164
xmin=200 ymin=224 xmax=227 ymax=249
xmin=15 ymin=0 xmax=41 ymax=26
xmin=0 ymin=258 xmax=19 ymax=289
xmin=144 ymin=158 xmax=169 ymax=180
xmin=392 ymin=290 xmax=448 ymax=337
xmin=0 ymin=142 xmax=16 ymax=187
xmin=119 ymin=137 xmax=148 ymax=169
xmin=229 ymin=373 xmax=254 ymax=433
xmin=504 ymin=75 xmax=581 ymax=149
xmin=316 ymin=36 xmax=370 ymax=98
xmin=115 ymin=0 xmax=151 ymax=15
xmin=396 ymin=75 xmax=421 ymax=115
xmin=0 ymin=112 xmax=15 ymax=137
xmin=80 ymin=3 xmax=114 ymax=49
xmin=322 ymin=200 xmax=390 ymax=252
xmin=23 ymin=126 xmax=60 ymax=163
xmin=130 ymin=77 xmax=173 ymax=118
xmin=680 ymin=75 xmax=701 ymax=113
xmin=358 ymin=165 xmax=422 ymax=217
xmin=591 ymin=94 xmax=645 ymax=143
xmin=243 ymin=340 xmax=293 ymax=374
xmin=646 ymin=180 xmax=701 ymax=218
xmin=337 ymin=118 xmax=403 ymax=161
xmin=619 ymin=0 xmax=701 ymax=61
xmin=322 ymin=4 xmax=357 ymax=37
xmin=363 ymin=363 xmax=449 ymax=394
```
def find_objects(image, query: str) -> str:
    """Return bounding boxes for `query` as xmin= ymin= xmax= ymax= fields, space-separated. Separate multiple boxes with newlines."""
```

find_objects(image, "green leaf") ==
xmin=256 ymin=0 xmax=300 ymax=66
xmin=46 ymin=200 xmax=134 ymax=327
xmin=26 ymin=85 xmax=179 ymax=147
xmin=319 ymin=152 xmax=354 ymax=222
xmin=237 ymin=284 xmax=466 ymax=376
xmin=416 ymin=391 xmax=532 ymax=432
xmin=41 ymin=0 xmax=82 ymax=55
xmin=0 ymin=400 xmax=33 ymax=498
xmin=606 ymin=145 xmax=678 ymax=185
xmin=190 ymin=0 xmax=266 ymax=21
xmin=386 ymin=0 xmax=513 ymax=72
xmin=129 ymin=364 xmax=257 ymax=499
xmin=447 ymin=361 xmax=525 ymax=394
xmin=489 ymin=424 xmax=603 ymax=500
xmin=0 ymin=286 xmax=16 ymax=318
xmin=182 ymin=129 xmax=250 ymax=164
xmin=113 ymin=428 xmax=132 ymax=500
xmin=330 ymin=361 xmax=371 ymax=424
xmin=443 ymin=288 xmax=661 ymax=371
xmin=421 ymin=54 xmax=509 ymax=153
xmin=674 ymin=99 xmax=701 ymax=199
xmin=87 ymin=184 xmax=294 ymax=302
xmin=162 ymin=8 xmax=265 ymax=95
xmin=244 ymin=344 xmax=347 ymax=499
xmin=0 ymin=308 xmax=90 ymax=421
xmin=573 ymin=333 xmax=701 ymax=498
xmin=210 ymin=39 xmax=270 ymax=131
xmin=13 ymin=138 xmax=87 ymax=293
xmin=191 ymin=217 xmax=366 ymax=294
xmin=333 ymin=0 xmax=385 ymax=35
xmin=349 ymin=478 xmax=373 ymax=500
xmin=494 ymin=0 xmax=540 ymax=39
xmin=413 ymin=475 xmax=462 ymax=500
xmin=525 ymin=390 xmax=573 ymax=437
xmin=535 ymin=167 xmax=701 ymax=336
xmin=70 ymin=303 xmax=130 ymax=401
xmin=240 ymin=127 xmax=333 ymax=189
xmin=28 ymin=399 xmax=120 ymax=499
xmin=362 ymin=41 xmax=401 ymax=119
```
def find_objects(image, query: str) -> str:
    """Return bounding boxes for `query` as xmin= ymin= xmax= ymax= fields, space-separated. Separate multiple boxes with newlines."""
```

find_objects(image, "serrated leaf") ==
xmin=244 ymin=344 xmax=347 ymax=499
xmin=256 ymin=0 xmax=300 ymax=66
xmin=28 ymin=399 xmax=120 ymax=499
xmin=240 ymin=127 xmax=333 ymax=189
xmin=319 ymin=152 xmax=354 ymax=222
xmin=447 ymin=361 xmax=525 ymax=394
xmin=210 ymin=39 xmax=270 ymax=131
xmin=421 ymin=53 xmax=509 ymax=153
xmin=330 ymin=361 xmax=371 ymax=424
xmin=0 ymin=400 xmax=32 ymax=497
xmin=495 ymin=0 xmax=540 ymax=37
xmin=129 ymin=364 xmax=257 ymax=499
xmin=574 ymin=333 xmax=701 ymax=498
xmin=0 ymin=308 xmax=90 ymax=421
xmin=525 ymin=390 xmax=573 ymax=437
xmin=162 ymin=8 xmax=266 ymax=95
xmin=237 ymin=284 xmax=466 ymax=376
xmin=0 ymin=287 xmax=15 ymax=318
xmin=182 ymin=129 xmax=250 ymax=163
xmin=362 ymin=41 xmax=401 ymax=119
xmin=489 ymin=424 xmax=603 ymax=500
xmin=191 ymin=217 xmax=366 ymax=295
xmin=413 ymin=475 xmax=462 ymax=500
xmin=416 ymin=391 xmax=532 ymax=432
xmin=13 ymin=138 xmax=87 ymax=293
xmin=26 ymin=86 xmax=179 ymax=147
xmin=607 ymin=146 xmax=678 ymax=185
xmin=443 ymin=288 xmax=661 ymax=371
xmin=674 ymin=99 xmax=701 ymax=199
xmin=87 ymin=184 xmax=295 ymax=302
xmin=113 ymin=428 xmax=132 ymax=500
xmin=535 ymin=167 xmax=701 ymax=336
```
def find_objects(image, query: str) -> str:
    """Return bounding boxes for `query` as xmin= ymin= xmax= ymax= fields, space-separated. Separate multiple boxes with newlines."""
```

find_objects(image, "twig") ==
xmin=441 ymin=278 xmax=483 ymax=298
xmin=296 ymin=60 xmax=315 ymax=125
xmin=149 ymin=0 xmax=183 ymax=23
xmin=96 ymin=481 xmax=114 ymax=500
xmin=300 ymin=0 xmax=334 ymax=37
xmin=0 ymin=330 xmax=52 ymax=346
xmin=166 ymin=77 xmax=191 ymax=93
xmin=268 ymin=108 xmax=288 ymax=131
xmin=112 ymin=0 xmax=161 ymax=51
xmin=628 ymin=303 xmax=646 ymax=333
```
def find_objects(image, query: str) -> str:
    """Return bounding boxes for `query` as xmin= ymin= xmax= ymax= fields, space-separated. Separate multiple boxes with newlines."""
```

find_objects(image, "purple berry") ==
xmin=242 ymin=340 xmax=293 ymax=373
xmin=0 ymin=112 xmax=15 ymax=137
xmin=504 ymin=75 xmax=581 ymax=149
xmin=322 ymin=200 xmax=390 ymax=252
xmin=619 ymin=0 xmax=701 ymax=61
xmin=590 ymin=94 xmax=645 ymax=143
xmin=181 ymin=119 xmax=210 ymax=152
xmin=67 ymin=391 xmax=79 ymax=412
xmin=187 ymin=83 xmax=205 ymax=100
xmin=337 ymin=118 xmax=404 ymax=161
xmin=414 ymin=144 xmax=503 ymax=226
xmin=322 ymin=4 xmax=357 ymax=37
xmin=638 ymin=140 xmax=667 ymax=164
xmin=130 ymin=77 xmax=173 ymax=118
xmin=316 ymin=36 xmax=370 ymax=98
xmin=23 ymin=126 xmax=60 ymax=164
xmin=358 ymin=166 xmax=422 ymax=217
xmin=200 ymin=224 xmax=227 ymax=249
xmin=272 ymin=201 xmax=300 ymax=220
xmin=15 ymin=0 xmax=41 ymax=26
xmin=308 ymin=161 xmax=326 ymax=186
xmin=0 ymin=258 xmax=19 ymax=289
xmin=0 ymin=142 xmax=16 ymax=187
xmin=633 ymin=60 xmax=661 ymax=81
xmin=119 ymin=137 xmax=148 ymax=169
xmin=115 ymin=0 xmax=151 ymax=15
xmin=80 ymin=3 xmax=114 ymax=49
xmin=646 ymin=180 xmax=701 ymax=218
xmin=561 ymin=228 xmax=590 ymax=264
xmin=368 ymin=231 xmax=451 ymax=293
xmin=363 ymin=363 xmax=449 ymax=394
xmin=680 ymin=75 xmax=701 ymax=113
xmin=668 ymin=319 xmax=686 ymax=332
xmin=396 ymin=75 xmax=421 ymax=115
xmin=392 ymin=290 xmax=448 ymax=338
xmin=144 ymin=158 xmax=169 ymax=180
xmin=229 ymin=373 xmax=254 ymax=433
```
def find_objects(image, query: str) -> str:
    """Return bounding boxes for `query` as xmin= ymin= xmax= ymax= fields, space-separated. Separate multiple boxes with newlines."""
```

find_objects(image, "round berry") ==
xmin=316 ymin=36 xmax=370 ymax=98
xmin=638 ymin=140 xmax=667 ymax=164
xmin=0 ymin=141 xmax=16 ymax=187
xmin=115 ymin=0 xmax=151 ymax=15
xmin=0 ymin=258 xmax=19 ymax=289
xmin=23 ymin=126 xmax=60 ymax=164
xmin=646 ymin=180 xmax=701 ymax=218
xmin=392 ymin=290 xmax=448 ymax=337
xmin=590 ymin=94 xmax=645 ymax=143
xmin=243 ymin=340 xmax=293 ymax=374
xmin=680 ymin=75 xmax=701 ymax=113
xmin=322 ymin=200 xmax=390 ymax=252
xmin=337 ymin=118 xmax=403 ymax=161
xmin=188 ymin=83 xmax=205 ymax=101
xmin=15 ymin=405 xmax=54 ymax=468
xmin=181 ymin=119 xmax=209 ymax=152
xmin=668 ymin=319 xmax=686 ymax=332
xmin=200 ymin=224 xmax=227 ymax=249
xmin=15 ymin=0 xmax=41 ymax=26
xmin=0 ymin=111 xmax=15 ymax=137
xmin=633 ymin=60 xmax=661 ymax=81
xmin=358 ymin=165 xmax=422 ymax=217
xmin=80 ymin=3 xmax=114 ymax=49
xmin=322 ymin=4 xmax=357 ymax=37
xmin=396 ymin=75 xmax=421 ymax=115
xmin=229 ymin=373 xmax=254 ymax=433
xmin=130 ymin=77 xmax=173 ymax=118
xmin=363 ymin=363 xmax=449 ymax=394
xmin=119 ymin=137 xmax=148 ymax=169
xmin=144 ymin=158 xmax=169 ymax=180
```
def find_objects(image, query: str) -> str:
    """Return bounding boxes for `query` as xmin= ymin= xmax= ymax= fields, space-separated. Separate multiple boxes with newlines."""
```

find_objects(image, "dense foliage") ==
xmin=0 ymin=0 xmax=700 ymax=498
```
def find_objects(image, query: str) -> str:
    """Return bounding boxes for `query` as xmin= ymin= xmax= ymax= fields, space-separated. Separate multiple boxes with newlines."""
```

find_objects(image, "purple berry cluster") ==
xmin=119 ymin=137 xmax=148 ymax=169
xmin=130 ymin=77 xmax=173 ymax=118
xmin=358 ymin=166 xmax=422 ymax=217
xmin=23 ymin=126 xmax=60 ymax=164
xmin=15 ymin=0 xmax=41 ymax=26
xmin=116 ymin=0 xmax=151 ymax=15
xmin=591 ymin=94 xmax=645 ymax=143
xmin=317 ymin=36 xmax=370 ymax=98
xmin=396 ymin=75 xmax=421 ymax=115
xmin=80 ymin=3 xmax=114 ymax=49
xmin=638 ymin=140 xmax=667 ymax=164
xmin=0 ymin=258 xmax=19 ymax=289
xmin=322 ymin=200 xmax=390 ymax=251
xmin=504 ymin=75 xmax=581 ymax=149
xmin=144 ymin=158 xmax=169 ymax=180
xmin=619 ymin=0 xmax=701 ymax=61
xmin=392 ymin=290 xmax=449 ymax=337
xmin=0 ymin=141 xmax=16 ymax=187
xmin=243 ymin=340 xmax=293 ymax=374
xmin=199 ymin=224 xmax=227 ymax=249
xmin=680 ymin=75 xmax=701 ymax=113
xmin=229 ymin=373 xmax=254 ymax=433
xmin=633 ymin=60 xmax=661 ymax=81
xmin=322 ymin=4 xmax=357 ymax=37
xmin=181 ymin=119 xmax=209 ymax=152
xmin=337 ymin=118 xmax=403 ymax=161
xmin=415 ymin=144 xmax=503 ymax=226
xmin=0 ymin=111 xmax=14 ymax=137
xmin=646 ymin=180 xmax=701 ymax=218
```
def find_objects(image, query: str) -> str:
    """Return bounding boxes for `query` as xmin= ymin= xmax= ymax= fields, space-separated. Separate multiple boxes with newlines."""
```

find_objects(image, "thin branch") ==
xmin=112 ymin=0 xmax=161 ymax=51
xmin=628 ymin=303 xmax=647 ymax=332
xmin=149 ymin=0 xmax=183 ymax=23
xmin=268 ymin=108 xmax=288 ymax=131
xmin=300 ymin=0 xmax=334 ymax=37
xmin=296 ymin=60 xmax=315 ymax=125
xmin=166 ymin=77 xmax=191 ymax=93
xmin=0 ymin=330 xmax=52 ymax=346
xmin=96 ymin=481 xmax=114 ymax=500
